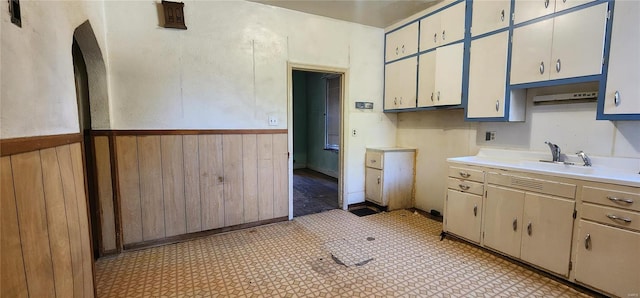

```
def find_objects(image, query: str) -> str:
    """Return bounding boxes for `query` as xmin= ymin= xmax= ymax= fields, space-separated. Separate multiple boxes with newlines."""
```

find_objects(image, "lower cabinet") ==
xmin=484 ymin=185 xmax=525 ymax=258
xmin=574 ymin=220 xmax=640 ymax=297
xmin=445 ymin=189 xmax=482 ymax=243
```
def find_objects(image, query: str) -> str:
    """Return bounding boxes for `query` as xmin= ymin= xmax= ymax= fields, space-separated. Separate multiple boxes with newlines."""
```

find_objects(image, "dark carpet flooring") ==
xmin=293 ymin=168 xmax=339 ymax=217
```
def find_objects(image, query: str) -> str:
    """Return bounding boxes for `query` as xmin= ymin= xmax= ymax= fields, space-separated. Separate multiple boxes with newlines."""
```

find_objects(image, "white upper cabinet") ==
xmin=384 ymin=57 xmax=418 ymax=110
xmin=467 ymin=31 xmax=509 ymax=118
xmin=513 ymin=0 xmax=595 ymax=24
xmin=511 ymin=3 xmax=607 ymax=85
xmin=419 ymin=2 xmax=466 ymax=51
xmin=417 ymin=43 xmax=464 ymax=107
xmin=471 ymin=0 xmax=511 ymax=36
xmin=385 ymin=22 xmax=419 ymax=62
xmin=603 ymin=1 xmax=640 ymax=116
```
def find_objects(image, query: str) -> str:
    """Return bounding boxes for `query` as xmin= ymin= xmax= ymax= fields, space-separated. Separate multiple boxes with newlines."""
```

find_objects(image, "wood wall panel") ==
xmin=137 ymin=136 xmax=166 ymax=241
xmin=273 ymin=134 xmax=289 ymax=218
xmin=1 ymin=157 xmax=29 ymax=298
xmin=199 ymin=135 xmax=225 ymax=230
xmin=70 ymin=143 xmax=95 ymax=296
xmin=223 ymin=135 xmax=244 ymax=226
xmin=57 ymin=145 xmax=86 ymax=297
xmin=116 ymin=136 xmax=143 ymax=245
xmin=2 ymin=141 xmax=94 ymax=298
xmin=93 ymin=136 xmax=116 ymax=252
xmin=257 ymin=135 xmax=275 ymax=220
xmin=41 ymin=148 xmax=75 ymax=298
xmin=11 ymin=151 xmax=56 ymax=297
xmin=242 ymin=135 xmax=259 ymax=223
xmin=161 ymin=135 xmax=187 ymax=237
xmin=183 ymin=136 xmax=202 ymax=233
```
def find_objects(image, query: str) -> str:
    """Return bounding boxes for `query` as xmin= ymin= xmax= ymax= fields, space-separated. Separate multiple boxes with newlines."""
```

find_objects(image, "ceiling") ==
xmin=248 ymin=0 xmax=440 ymax=28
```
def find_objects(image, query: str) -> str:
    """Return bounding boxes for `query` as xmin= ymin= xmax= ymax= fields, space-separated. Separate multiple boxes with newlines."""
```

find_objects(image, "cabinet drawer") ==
xmin=582 ymin=203 xmax=640 ymax=232
xmin=365 ymin=151 xmax=383 ymax=169
xmin=448 ymin=178 xmax=484 ymax=196
xmin=582 ymin=186 xmax=640 ymax=212
xmin=448 ymin=166 xmax=484 ymax=183
xmin=487 ymin=172 xmax=576 ymax=199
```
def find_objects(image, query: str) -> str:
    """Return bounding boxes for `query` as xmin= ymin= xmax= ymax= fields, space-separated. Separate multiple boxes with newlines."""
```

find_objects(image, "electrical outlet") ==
xmin=485 ymin=131 xmax=496 ymax=141
xmin=268 ymin=116 xmax=278 ymax=126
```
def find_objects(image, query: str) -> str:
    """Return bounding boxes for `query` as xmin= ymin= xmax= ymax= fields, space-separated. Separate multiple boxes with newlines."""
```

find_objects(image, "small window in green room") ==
xmin=324 ymin=74 xmax=341 ymax=151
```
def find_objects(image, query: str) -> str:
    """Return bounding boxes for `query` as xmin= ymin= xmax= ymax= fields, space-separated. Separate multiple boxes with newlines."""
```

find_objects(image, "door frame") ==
xmin=287 ymin=62 xmax=349 ymax=219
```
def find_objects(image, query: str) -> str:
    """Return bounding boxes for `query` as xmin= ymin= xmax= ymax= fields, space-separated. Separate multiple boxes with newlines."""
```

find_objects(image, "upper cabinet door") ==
xmin=510 ymin=18 xmax=554 ymax=85
xmin=550 ymin=3 xmax=607 ymax=80
xmin=439 ymin=2 xmax=467 ymax=44
xmin=467 ymin=31 xmax=509 ymax=118
xmin=417 ymin=51 xmax=437 ymax=107
xmin=419 ymin=14 xmax=441 ymax=52
xmin=471 ymin=0 xmax=511 ymax=36
xmin=385 ymin=22 xmax=419 ymax=62
xmin=513 ymin=0 xmax=555 ymax=24
xmin=434 ymin=43 xmax=464 ymax=106
xmin=555 ymin=0 xmax=595 ymax=13
xmin=384 ymin=57 xmax=418 ymax=110
xmin=604 ymin=1 xmax=640 ymax=115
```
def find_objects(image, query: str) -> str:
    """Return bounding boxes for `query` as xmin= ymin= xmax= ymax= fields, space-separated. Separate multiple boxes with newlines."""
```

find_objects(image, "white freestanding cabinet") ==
xmin=511 ymin=3 xmax=608 ymax=85
xmin=417 ymin=43 xmax=464 ymax=107
xmin=471 ymin=0 xmax=511 ymax=36
xmin=364 ymin=148 xmax=415 ymax=210
xmin=385 ymin=22 xmax=419 ymax=62
xmin=603 ymin=1 xmax=640 ymax=116
xmin=384 ymin=57 xmax=417 ymax=110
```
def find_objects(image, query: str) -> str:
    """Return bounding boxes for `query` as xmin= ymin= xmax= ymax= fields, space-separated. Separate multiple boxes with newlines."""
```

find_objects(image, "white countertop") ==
xmin=448 ymin=148 xmax=640 ymax=187
xmin=366 ymin=147 xmax=416 ymax=152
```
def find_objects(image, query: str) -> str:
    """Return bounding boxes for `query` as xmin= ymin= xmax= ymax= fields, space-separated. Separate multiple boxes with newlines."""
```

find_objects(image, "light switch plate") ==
xmin=355 ymin=102 xmax=374 ymax=109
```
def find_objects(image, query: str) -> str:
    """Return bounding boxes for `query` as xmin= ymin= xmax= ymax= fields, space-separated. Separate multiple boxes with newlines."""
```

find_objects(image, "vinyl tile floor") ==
xmin=95 ymin=210 xmax=594 ymax=297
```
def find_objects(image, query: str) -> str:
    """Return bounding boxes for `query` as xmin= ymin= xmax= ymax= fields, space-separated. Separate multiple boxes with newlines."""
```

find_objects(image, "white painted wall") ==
xmin=1 ymin=0 xmax=109 ymax=138
xmin=103 ymin=0 xmax=396 ymax=204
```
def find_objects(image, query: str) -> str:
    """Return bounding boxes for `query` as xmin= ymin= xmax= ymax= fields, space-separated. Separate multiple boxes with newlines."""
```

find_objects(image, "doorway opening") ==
xmin=292 ymin=70 xmax=343 ymax=217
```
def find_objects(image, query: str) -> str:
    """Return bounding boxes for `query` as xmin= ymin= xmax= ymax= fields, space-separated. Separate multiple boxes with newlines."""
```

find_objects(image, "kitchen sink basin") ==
xmin=518 ymin=160 xmax=595 ymax=175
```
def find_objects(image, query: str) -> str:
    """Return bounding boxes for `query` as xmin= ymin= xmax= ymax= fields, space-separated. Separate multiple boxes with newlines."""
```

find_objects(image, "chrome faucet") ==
xmin=545 ymin=141 xmax=562 ymax=162
xmin=576 ymin=151 xmax=592 ymax=167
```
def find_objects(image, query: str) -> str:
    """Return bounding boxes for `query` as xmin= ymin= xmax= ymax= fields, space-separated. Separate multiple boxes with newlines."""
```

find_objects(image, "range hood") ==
xmin=532 ymin=91 xmax=598 ymax=105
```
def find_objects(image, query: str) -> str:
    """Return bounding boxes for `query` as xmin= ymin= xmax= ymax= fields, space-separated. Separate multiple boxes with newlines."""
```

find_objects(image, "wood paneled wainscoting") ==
xmin=91 ymin=130 xmax=289 ymax=251
xmin=1 ymin=134 xmax=95 ymax=297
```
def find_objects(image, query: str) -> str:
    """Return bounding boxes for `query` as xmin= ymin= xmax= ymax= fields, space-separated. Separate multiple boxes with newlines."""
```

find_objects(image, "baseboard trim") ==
xmin=122 ymin=216 xmax=289 ymax=251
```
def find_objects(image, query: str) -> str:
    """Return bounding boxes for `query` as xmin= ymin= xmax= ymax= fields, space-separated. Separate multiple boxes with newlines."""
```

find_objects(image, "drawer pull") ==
xmin=459 ymin=171 xmax=470 ymax=178
xmin=607 ymin=196 xmax=633 ymax=204
xmin=473 ymin=204 xmax=477 ymax=217
xmin=512 ymin=218 xmax=518 ymax=231
xmin=377 ymin=177 xmax=381 ymax=185
xmin=458 ymin=184 xmax=470 ymax=190
xmin=606 ymin=214 xmax=632 ymax=223
xmin=370 ymin=159 xmax=377 ymax=163
xmin=527 ymin=222 xmax=532 ymax=236
xmin=585 ymin=233 xmax=591 ymax=250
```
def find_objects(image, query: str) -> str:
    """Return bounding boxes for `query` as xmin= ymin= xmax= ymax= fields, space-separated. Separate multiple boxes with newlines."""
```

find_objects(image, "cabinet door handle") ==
xmin=584 ymin=233 xmax=591 ymax=250
xmin=377 ymin=177 xmax=381 ymax=185
xmin=473 ymin=204 xmax=478 ymax=217
xmin=500 ymin=9 xmax=505 ymax=22
xmin=394 ymin=97 xmax=397 ymax=105
xmin=458 ymin=184 xmax=470 ymax=190
xmin=433 ymin=33 xmax=437 ymax=43
xmin=437 ymin=91 xmax=440 ymax=101
xmin=459 ymin=171 xmax=470 ymax=178
xmin=527 ymin=222 xmax=532 ymax=236
xmin=607 ymin=214 xmax=632 ymax=223
xmin=442 ymin=30 xmax=446 ymax=41
xmin=512 ymin=218 xmax=518 ymax=231
xmin=614 ymin=91 xmax=621 ymax=106
xmin=395 ymin=46 xmax=399 ymax=55
xmin=539 ymin=61 xmax=545 ymax=74
xmin=431 ymin=92 xmax=434 ymax=101
xmin=400 ymin=97 xmax=403 ymax=105
xmin=555 ymin=59 xmax=561 ymax=73
xmin=495 ymin=100 xmax=500 ymax=112
xmin=402 ymin=44 xmax=405 ymax=53
xmin=544 ymin=0 xmax=550 ymax=8
xmin=607 ymin=196 xmax=633 ymax=204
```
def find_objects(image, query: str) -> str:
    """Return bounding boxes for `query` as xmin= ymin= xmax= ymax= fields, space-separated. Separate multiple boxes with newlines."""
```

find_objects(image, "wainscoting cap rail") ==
xmin=91 ymin=129 xmax=288 ymax=136
xmin=0 ymin=133 xmax=83 ymax=157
